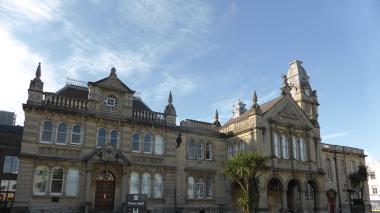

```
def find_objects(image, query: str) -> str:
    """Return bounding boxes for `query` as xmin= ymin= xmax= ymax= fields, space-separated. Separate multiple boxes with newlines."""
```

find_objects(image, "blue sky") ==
xmin=0 ymin=0 xmax=379 ymax=161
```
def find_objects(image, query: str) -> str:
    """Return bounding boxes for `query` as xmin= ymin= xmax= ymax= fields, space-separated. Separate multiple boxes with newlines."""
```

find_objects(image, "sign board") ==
xmin=126 ymin=194 xmax=146 ymax=213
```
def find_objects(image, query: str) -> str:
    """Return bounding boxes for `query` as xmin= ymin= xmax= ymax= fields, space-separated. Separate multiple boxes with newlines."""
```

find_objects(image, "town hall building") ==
xmin=12 ymin=60 xmax=370 ymax=212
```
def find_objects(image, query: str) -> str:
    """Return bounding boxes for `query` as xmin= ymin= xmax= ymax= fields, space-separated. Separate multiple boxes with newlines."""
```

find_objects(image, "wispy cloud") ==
xmin=323 ymin=132 xmax=349 ymax=140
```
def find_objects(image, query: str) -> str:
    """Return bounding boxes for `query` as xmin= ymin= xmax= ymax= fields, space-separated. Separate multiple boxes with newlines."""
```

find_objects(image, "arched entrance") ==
xmin=304 ymin=180 xmax=318 ymax=212
xmin=267 ymin=178 xmax=283 ymax=213
xmin=326 ymin=189 xmax=337 ymax=213
xmin=94 ymin=171 xmax=115 ymax=211
xmin=287 ymin=179 xmax=302 ymax=212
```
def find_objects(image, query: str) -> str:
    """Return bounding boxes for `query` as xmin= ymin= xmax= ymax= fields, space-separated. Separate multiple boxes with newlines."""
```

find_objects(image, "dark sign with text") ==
xmin=126 ymin=194 xmax=146 ymax=213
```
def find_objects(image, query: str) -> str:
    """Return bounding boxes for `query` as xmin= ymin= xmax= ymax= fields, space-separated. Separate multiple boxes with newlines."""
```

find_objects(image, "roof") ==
xmin=133 ymin=98 xmax=152 ymax=111
xmin=56 ymin=85 xmax=89 ymax=100
xmin=223 ymin=96 xmax=283 ymax=126
xmin=0 ymin=124 xmax=23 ymax=134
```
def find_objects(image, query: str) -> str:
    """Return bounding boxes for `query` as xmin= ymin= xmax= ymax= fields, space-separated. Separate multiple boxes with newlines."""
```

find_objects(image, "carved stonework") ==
xmin=38 ymin=147 xmax=81 ymax=158
xmin=131 ymin=155 xmax=164 ymax=165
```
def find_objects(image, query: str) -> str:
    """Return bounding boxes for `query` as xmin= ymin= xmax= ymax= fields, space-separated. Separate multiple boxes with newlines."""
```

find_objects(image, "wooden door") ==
xmin=94 ymin=179 xmax=115 ymax=210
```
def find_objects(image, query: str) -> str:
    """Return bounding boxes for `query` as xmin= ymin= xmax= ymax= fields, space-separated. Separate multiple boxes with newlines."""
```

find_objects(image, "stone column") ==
xmin=121 ymin=166 xmax=128 ymax=204
xmin=300 ymin=190 xmax=306 ymax=212
xmin=281 ymin=190 xmax=288 ymax=213
xmin=258 ymin=186 xmax=268 ymax=212
xmin=85 ymin=168 xmax=93 ymax=203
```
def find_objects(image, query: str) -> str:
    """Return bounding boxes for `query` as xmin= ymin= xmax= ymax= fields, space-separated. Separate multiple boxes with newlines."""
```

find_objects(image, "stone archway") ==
xmin=287 ymin=179 xmax=302 ymax=212
xmin=267 ymin=178 xmax=283 ymax=213
xmin=94 ymin=170 xmax=115 ymax=211
xmin=304 ymin=180 xmax=319 ymax=212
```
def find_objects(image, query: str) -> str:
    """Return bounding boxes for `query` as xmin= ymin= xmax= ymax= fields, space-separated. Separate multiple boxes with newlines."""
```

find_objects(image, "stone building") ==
xmin=13 ymin=61 xmax=369 ymax=213
xmin=368 ymin=161 xmax=380 ymax=210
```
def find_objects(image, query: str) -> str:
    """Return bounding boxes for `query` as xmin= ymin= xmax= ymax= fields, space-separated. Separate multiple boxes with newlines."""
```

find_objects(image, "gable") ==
xmin=263 ymin=95 xmax=314 ymax=128
xmin=88 ymin=76 xmax=135 ymax=94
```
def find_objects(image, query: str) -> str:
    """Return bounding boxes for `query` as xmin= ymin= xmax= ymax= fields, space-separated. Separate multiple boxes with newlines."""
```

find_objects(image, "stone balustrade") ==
xmin=43 ymin=92 xmax=88 ymax=110
xmin=180 ymin=119 xmax=217 ymax=131
xmin=132 ymin=109 xmax=165 ymax=123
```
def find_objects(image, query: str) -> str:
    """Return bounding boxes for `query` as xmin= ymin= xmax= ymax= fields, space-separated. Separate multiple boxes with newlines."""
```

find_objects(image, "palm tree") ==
xmin=348 ymin=164 xmax=369 ymax=213
xmin=224 ymin=152 xmax=268 ymax=213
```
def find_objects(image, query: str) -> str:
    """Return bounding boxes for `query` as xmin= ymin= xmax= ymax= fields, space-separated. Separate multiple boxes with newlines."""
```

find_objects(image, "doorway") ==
xmin=94 ymin=171 xmax=115 ymax=210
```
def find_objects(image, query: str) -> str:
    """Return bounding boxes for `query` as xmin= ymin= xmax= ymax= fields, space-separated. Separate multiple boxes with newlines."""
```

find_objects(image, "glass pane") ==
xmin=0 ymin=180 xmax=9 ymax=191
xmin=111 ymin=130 xmax=118 ymax=148
xmin=142 ymin=173 xmax=151 ymax=197
xmin=132 ymin=133 xmax=140 ymax=151
xmin=153 ymin=174 xmax=162 ymax=198
xmin=144 ymin=134 xmax=152 ymax=153
xmin=53 ymin=168 xmax=63 ymax=179
xmin=51 ymin=180 xmax=63 ymax=193
xmin=3 ymin=156 xmax=12 ymax=173
xmin=71 ymin=124 xmax=82 ymax=144
xmin=130 ymin=173 xmax=139 ymax=194
xmin=11 ymin=157 xmax=19 ymax=174
xmin=34 ymin=166 xmax=49 ymax=194
xmin=155 ymin=136 xmax=164 ymax=155
xmin=57 ymin=123 xmax=68 ymax=144
xmin=97 ymin=128 xmax=106 ymax=147
xmin=188 ymin=140 xmax=195 ymax=158
xmin=66 ymin=169 xmax=79 ymax=196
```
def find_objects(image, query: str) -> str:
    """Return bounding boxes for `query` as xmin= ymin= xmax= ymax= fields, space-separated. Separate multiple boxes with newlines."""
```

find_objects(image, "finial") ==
xmin=36 ymin=62 xmax=41 ymax=78
xmin=252 ymin=90 xmax=257 ymax=104
xmin=110 ymin=67 xmax=117 ymax=77
xmin=168 ymin=91 xmax=173 ymax=103
xmin=214 ymin=110 xmax=219 ymax=120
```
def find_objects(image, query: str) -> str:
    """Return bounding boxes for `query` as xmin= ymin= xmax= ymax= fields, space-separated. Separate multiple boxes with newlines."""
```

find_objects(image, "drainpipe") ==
xmin=333 ymin=153 xmax=342 ymax=213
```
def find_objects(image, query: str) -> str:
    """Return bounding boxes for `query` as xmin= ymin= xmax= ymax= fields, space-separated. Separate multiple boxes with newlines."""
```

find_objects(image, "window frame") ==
xmin=196 ymin=141 xmax=204 ymax=160
xmin=110 ymin=129 xmax=119 ymax=149
xmin=281 ymin=134 xmax=289 ymax=159
xmin=154 ymin=135 xmax=164 ymax=155
xmin=96 ymin=127 xmax=107 ymax=148
xmin=142 ymin=173 xmax=151 ymax=197
xmin=129 ymin=172 xmax=139 ymax=194
xmin=187 ymin=176 xmax=195 ymax=199
xmin=40 ymin=120 xmax=54 ymax=143
xmin=50 ymin=167 xmax=64 ymax=195
xmin=66 ymin=168 xmax=79 ymax=196
xmin=153 ymin=173 xmax=163 ymax=198
xmin=326 ymin=159 xmax=333 ymax=181
xmin=273 ymin=133 xmax=280 ymax=158
xmin=33 ymin=166 xmax=50 ymax=195
xmin=205 ymin=142 xmax=213 ymax=160
xmin=132 ymin=132 xmax=141 ymax=152
xmin=143 ymin=133 xmax=153 ymax=154
xmin=188 ymin=139 xmax=195 ymax=159
xmin=56 ymin=122 xmax=69 ymax=144
xmin=71 ymin=124 xmax=83 ymax=145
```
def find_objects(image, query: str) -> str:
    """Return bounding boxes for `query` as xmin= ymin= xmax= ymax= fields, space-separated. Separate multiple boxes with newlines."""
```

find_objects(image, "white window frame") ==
xmin=110 ymin=129 xmax=119 ymax=149
xmin=292 ymin=136 xmax=299 ymax=160
xmin=143 ymin=133 xmax=153 ymax=154
xmin=96 ymin=127 xmax=107 ymax=148
xmin=56 ymin=122 xmax=68 ymax=144
xmin=153 ymin=173 xmax=163 ymax=198
xmin=129 ymin=172 xmax=139 ymax=194
xmin=187 ymin=176 xmax=195 ymax=199
xmin=188 ymin=139 xmax=195 ymax=159
xmin=299 ymin=138 xmax=307 ymax=161
xmin=142 ymin=173 xmax=151 ymax=197
xmin=154 ymin=135 xmax=164 ymax=155
xmin=66 ymin=168 xmax=79 ymax=196
xmin=50 ymin=167 xmax=64 ymax=195
xmin=33 ymin=166 xmax=49 ymax=195
xmin=281 ymin=134 xmax=289 ymax=159
xmin=205 ymin=143 xmax=213 ymax=160
xmin=40 ymin=120 xmax=54 ymax=143
xmin=71 ymin=124 xmax=83 ymax=145
xmin=132 ymin=132 xmax=141 ymax=152
xmin=326 ymin=159 xmax=332 ymax=180
xmin=273 ymin=133 xmax=280 ymax=158
xmin=196 ymin=142 xmax=204 ymax=160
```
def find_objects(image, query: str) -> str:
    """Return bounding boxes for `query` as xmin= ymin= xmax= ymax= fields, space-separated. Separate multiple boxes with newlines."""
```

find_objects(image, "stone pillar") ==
xmin=300 ymin=190 xmax=306 ymax=212
xmin=85 ymin=168 xmax=93 ymax=202
xmin=258 ymin=186 xmax=268 ymax=212
xmin=121 ymin=166 xmax=128 ymax=203
xmin=281 ymin=190 xmax=288 ymax=213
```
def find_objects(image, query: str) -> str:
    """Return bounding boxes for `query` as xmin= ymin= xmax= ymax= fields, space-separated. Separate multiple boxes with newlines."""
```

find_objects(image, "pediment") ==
xmin=85 ymin=145 xmax=130 ymax=165
xmin=97 ymin=76 xmax=134 ymax=93
xmin=263 ymin=95 xmax=314 ymax=128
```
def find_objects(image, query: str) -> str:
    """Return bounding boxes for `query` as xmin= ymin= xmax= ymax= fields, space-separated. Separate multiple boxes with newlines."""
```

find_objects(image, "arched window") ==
xmin=153 ymin=174 xmax=163 ymax=198
xmin=66 ymin=168 xmax=79 ymax=196
xmin=110 ymin=130 xmax=118 ymax=148
xmin=97 ymin=128 xmax=106 ymax=147
xmin=305 ymin=182 xmax=315 ymax=199
xmin=188 ymin=139 xmax=195 ymax=158
xmin=196 ymin=177 xmax=205 ymax=198
xmin=56 ymin=123 xmax=68 ymax=144
xmin=132 ymin=133 xmax=140 ymax=152
xmin=41 ymin=121 xmax=53 ymax=143
xmin=281 ymin=134 xmax=289 ymax=159
xmin=326 ymin=159 xmax=332 ymax=180
xmin=300 ymin=138 xmax=306 ymax=161
xmin=33 ymin=166 xmax=49 ymax=195
xmin=205 ymin=143 xmax=212 ymax=160
xmin=205 ymin=176 xmax=212 ymax=198
xmin=51 ymin=167 xmax=64 ymax=194
xmin=71 ymin=124 xmax=82 ymax=144
xmin=187 ymin=176 xmax=195 ymax=199
xmin=129 ymin=172 xmax=139 ymax=194
xmin=154 ymin=135 xmax=164 ymax=155
xmin=196 ymin=142 xmax=204 ymax=159
xmin=273 ymin=133 xmax=280 ymax=158
xmin=143 ymin=134 xmax=153 ymax=153
xmin=142 ymin=173 xmax=151 ymax=197
xmin=292 ymin=136 xmax=299 ymax=160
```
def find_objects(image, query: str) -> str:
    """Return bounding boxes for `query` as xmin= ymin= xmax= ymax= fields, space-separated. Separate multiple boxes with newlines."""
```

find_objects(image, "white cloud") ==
xmin=365 ymin=152 xmax=379 ymax=166
xmin=322 ymin=132 xmax=349 ymax=140
xmin=0 ymin=27 xmax=60 ymax=125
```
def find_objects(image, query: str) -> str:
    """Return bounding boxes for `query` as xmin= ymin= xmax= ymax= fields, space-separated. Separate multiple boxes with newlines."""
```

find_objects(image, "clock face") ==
xmin=104 ymin=95 xmax=118 ymax=111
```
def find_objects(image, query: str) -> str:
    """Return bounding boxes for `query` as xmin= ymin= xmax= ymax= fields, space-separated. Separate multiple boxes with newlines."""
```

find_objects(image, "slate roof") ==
xmin=56 ymin=85 xmax=89 ymax=100
xmin=55 ymin=85 xmax=152 ymax=111
xmin=222 ymin=96 xmax=283 ymax=126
